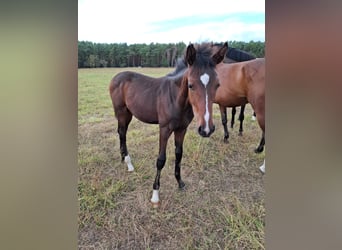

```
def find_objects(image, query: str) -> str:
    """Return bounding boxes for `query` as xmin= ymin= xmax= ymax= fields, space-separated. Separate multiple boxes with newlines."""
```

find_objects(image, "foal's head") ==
xmin=185 ymin=42 xmax=228 ymax=137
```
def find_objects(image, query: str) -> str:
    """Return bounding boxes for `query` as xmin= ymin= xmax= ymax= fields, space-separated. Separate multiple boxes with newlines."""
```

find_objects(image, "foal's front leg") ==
xmin=174 ymin=129 xmax=186 ymax=189
xmin=219 ymin=105 xmax=229 ymax=143
xmin=151 ymin=127 xmax=172 ymax=208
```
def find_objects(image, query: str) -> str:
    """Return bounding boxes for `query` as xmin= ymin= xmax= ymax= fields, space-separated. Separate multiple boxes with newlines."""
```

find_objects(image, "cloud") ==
xmin=78 ymin=0 xmax=265 ymax=44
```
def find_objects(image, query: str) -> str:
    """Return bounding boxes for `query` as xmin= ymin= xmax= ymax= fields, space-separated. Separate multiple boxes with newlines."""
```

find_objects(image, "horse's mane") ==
xmin=227 ymin=47 xmax=256 ymax=62
xmin=191 ymin=43 xmax=217 ymax=69
xmin=166 ymin=42 xmax=223 ymax=79
xmin=213 ymin=43 xmax=256 ymax=62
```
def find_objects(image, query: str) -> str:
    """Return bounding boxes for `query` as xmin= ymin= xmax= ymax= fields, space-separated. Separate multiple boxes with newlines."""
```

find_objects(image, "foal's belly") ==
xmin=131 ymin=110 xmax=159 ymax=124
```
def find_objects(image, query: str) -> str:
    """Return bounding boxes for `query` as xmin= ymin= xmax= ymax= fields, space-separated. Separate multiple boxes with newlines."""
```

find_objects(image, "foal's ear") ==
xmin=212 ymin=42 xmax=228 ymax=65
xmin=185 ymin=43 xmax=196 ymax=66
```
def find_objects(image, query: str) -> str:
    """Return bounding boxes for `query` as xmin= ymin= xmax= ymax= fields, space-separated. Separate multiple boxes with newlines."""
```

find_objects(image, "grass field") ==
xmin=78 ymin=67 xmax=265 ymax=249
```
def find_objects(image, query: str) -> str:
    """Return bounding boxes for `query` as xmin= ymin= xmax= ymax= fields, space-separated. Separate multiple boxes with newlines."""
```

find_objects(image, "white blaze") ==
xmin=200 ymin=73 xmax=210 ymax=134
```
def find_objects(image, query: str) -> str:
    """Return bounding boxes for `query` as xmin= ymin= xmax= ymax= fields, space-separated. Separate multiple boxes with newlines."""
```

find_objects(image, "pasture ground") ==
xmin=78 ymin=68 xmax=265 ymax=249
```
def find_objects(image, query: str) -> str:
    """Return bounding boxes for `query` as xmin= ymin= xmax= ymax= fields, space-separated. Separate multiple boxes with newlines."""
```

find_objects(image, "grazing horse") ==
xmin=215 ymin=58 xmax=265 ymax=172
xmin=109 ymin=42 xmax=228 ymax=207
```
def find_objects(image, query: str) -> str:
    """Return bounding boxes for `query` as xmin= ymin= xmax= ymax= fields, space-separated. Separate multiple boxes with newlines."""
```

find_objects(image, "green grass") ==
xmin=78 ymin=67 xmax=265 ymax=249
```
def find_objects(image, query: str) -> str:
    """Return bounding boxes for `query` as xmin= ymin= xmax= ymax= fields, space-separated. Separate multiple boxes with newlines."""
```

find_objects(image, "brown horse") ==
xmin=212 ymin=44 xmax=257 ymax=141
xmin=215 ymin=58 xmax=265 ymax=171
xmin=109 ymin=42 xmax=228 ymax=207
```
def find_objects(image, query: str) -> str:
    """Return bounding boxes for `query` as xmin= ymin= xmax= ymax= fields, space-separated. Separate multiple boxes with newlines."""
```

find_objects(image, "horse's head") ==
xmin=185 ymin=42 xmax=228 ymax=137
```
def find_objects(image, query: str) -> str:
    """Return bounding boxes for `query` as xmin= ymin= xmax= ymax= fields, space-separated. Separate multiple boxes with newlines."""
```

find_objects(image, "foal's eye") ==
xmin=216 ymin=83 xmax=220 ymax=89
xmin=188 ymin=83 xmax=193 ymax=89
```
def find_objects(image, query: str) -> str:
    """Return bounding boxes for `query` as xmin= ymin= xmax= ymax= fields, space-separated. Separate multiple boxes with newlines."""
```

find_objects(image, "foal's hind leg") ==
xmin=255 ymin=131 xmax=265 ymax=153
xmin=151 ymin=127 xmax=172 ymax=207
xmin=219 ymin=106 xmax=229 ymax=143
xmin=116 ymin=109 xmax=134 ymax=171
xmin=174 ymin=129 xmax=187 ymax=190
xmin=238 ymin=104 xmax=245 ymax=136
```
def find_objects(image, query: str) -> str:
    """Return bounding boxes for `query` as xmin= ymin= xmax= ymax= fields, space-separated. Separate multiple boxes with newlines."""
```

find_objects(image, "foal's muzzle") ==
xmin=198 ymin=125 xmax=215 ymax=137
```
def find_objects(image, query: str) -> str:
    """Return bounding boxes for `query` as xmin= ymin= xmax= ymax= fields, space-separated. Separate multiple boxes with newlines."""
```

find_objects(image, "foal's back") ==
xmin=109 ymin=71 xmax=165 ymax=124
xmin=109 ymin=70 xmax=186 ymax=125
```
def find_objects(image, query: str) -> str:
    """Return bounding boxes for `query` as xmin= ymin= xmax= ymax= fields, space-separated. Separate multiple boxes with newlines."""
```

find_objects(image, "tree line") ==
xmin=78 ymin=40 xmax=265 ymax=68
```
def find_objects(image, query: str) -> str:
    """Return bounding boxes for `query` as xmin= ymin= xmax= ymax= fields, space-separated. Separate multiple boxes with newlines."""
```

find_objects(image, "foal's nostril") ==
xmin=198 ymin=125 xmax=216 ymax=137
xmin=198 ymin=126 xmax=206 ymax=137
xmin=198 ymin=126 xmax=212 ymax=137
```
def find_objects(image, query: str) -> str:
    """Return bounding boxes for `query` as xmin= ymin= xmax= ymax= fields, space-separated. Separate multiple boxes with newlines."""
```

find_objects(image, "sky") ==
xmin=78 ymin=0 xmax=265 ymax=44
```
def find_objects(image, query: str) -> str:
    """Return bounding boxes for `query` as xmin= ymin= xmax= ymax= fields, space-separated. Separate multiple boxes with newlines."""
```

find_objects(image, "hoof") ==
xmin=223 ymin=138 xmax=229 ymax=143
xmin=151 ymin=201 xmax=160 ymax=208
xmin=238 ymin=132 xmax=243 ymax=136
xmin=178 ymin=181 xmax=186 ymax=190
xmin=259 ymin=165 xmax=265 ymax=174
xmin=254 ymin=147 xmax=264 ymax=153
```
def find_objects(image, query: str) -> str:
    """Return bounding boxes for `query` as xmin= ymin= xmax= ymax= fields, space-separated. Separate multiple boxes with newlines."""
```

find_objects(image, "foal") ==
xmin=109 ymin=42 xmax=228 ymax=207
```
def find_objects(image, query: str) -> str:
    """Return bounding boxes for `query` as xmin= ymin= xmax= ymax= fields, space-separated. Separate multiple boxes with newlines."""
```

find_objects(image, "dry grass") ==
xmin=78 ymin=67 xmax=265 ymax=249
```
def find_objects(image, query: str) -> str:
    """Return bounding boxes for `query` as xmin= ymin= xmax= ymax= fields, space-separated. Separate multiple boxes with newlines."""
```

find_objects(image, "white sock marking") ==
xmin=151 ymin=189 xmax=159 ymax=203
xmin=200 ymin=73 xmax=210 ymax=135
xmin=124 ymin=155 xmax=134 ymax=172
xmin=259 ymin=159 xmax=265 ymax=173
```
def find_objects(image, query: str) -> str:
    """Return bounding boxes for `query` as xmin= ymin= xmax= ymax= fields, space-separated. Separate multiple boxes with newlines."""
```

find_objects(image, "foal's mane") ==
xmin=166 ymin=42 xmax=220 ymax=80
xmin=191 ymin=43 xmax=217 ymax=69
xmin=166 ymin=58 xmax=187 ymax=78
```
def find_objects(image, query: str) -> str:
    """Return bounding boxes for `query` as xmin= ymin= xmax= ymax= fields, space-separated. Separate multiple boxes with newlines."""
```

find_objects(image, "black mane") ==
xmin=213 ymin=43 xmax=256 ymax=62
xmin=192 ymin=43 xmax=217 ymax=68
xmin=227 ymin=47 xmax=256 ymax=62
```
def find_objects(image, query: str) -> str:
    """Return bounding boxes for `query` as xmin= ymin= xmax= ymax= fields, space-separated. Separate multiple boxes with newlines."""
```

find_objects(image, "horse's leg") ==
xmin=254 ymin=131 xmax=265 ymax=153
xmin=230 ymin=106 xmax=236 ymax=129
xmin=238 ymin=104 xmax=245 ymax=136
xmin=151 ymin=127 xmax=172 ymax=207
xmin=174 ymin=129 xmax=186 ymax=190
xmin=219 ymin=105 xmax=229 ymax=143
xmin=116 ymin=110 xmax=134 ymax=171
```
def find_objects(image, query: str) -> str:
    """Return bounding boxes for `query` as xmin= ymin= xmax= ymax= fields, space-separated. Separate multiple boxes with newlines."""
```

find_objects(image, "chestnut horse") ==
xmin=109 ymin=42 xmax=228 ymax=207
xmin=215 ymin=58 xmax=265 ymax=172
xmin=212 ymin=44 xmax=257 ymax=141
